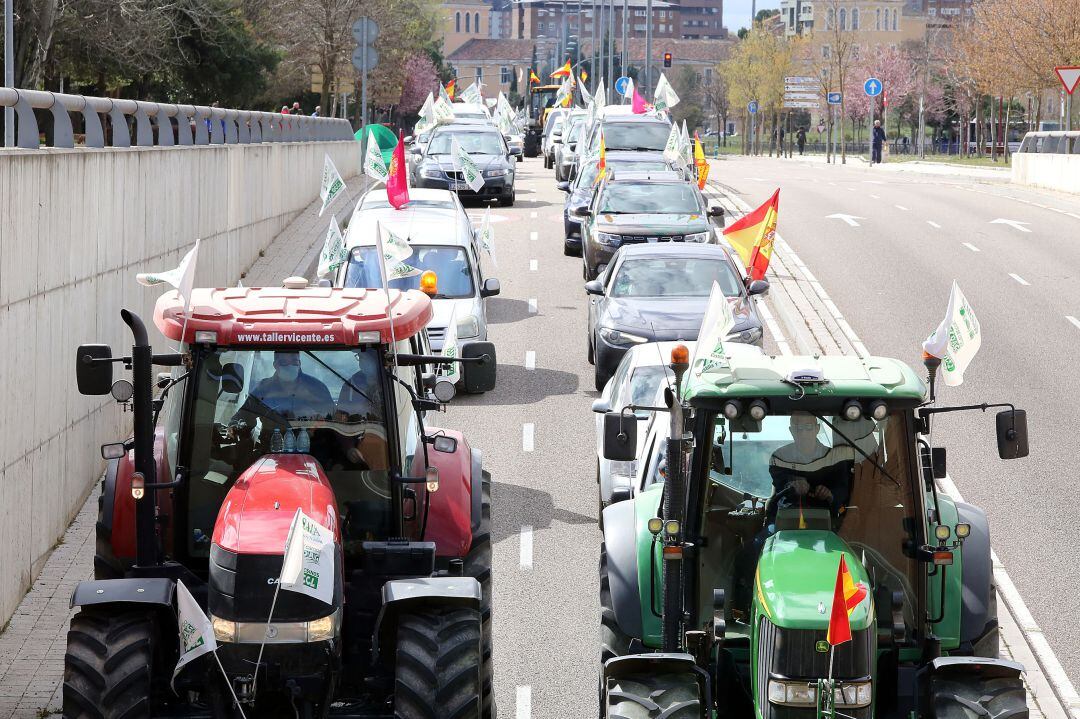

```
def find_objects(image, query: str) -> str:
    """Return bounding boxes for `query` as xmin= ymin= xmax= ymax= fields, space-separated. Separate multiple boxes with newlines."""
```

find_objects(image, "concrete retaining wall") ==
xmin=0 ymin=140 xmax=360 ymax=625
xmin=1012 ymin=153 xmax=1080 ymax=194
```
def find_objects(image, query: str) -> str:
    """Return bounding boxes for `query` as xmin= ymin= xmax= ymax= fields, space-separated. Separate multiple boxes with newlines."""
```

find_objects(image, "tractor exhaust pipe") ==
xmin=121 ymin=309 xmax=160 ymax=568
xmin=661 ymin=346 xmax=690 ymax=653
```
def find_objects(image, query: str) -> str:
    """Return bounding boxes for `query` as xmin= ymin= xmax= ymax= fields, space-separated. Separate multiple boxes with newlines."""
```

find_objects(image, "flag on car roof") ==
xmin=827 ymin=555 xmax=868 ymax=646
xmin=445 ymin=79 xmax=456 ymax=100
xmin=551 ymin=59 xmax=572 ymax=78
xmin=364 ymin=128 xmax=389 ymax=184
xmin=922 ymin=281 xmax=981 ymax=387
xmin=595 ymin=131 xmax=607 ymax=185
xmin=386 ymin=130 xmax=410 ymax=210
xmin=723 ymin=189 xmax=779 ymax=281
xmin=631 ymin=86 xmax=648 ymax=114
xmin=529 ymin=69 xmax=540 ymax=84
xmin=581 ymin=69 xmax=589 ymax=82
xmin=693 ymin=131 xmax=709 ymax=190
xmin=137 ymin=239 xmax=200 ymax=315
xmin=654 ymin=73 xmax=680 ymax=111
xmin=318 ymin=154 xmax=346 ymax=217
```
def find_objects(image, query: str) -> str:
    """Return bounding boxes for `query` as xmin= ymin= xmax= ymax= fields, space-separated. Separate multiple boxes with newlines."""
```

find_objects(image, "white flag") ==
xmin=279 ymin=509 xmax=335 ymax=606
xmin=319 ymin=154 xmax=346 ymax=217
xmin=663 ymin=122 xmax=684 ymax=167
xmin=173 ymin=580 xmax=217 ymax=689
xmin=579 ymin=75 xmax=593 ymax=106
xmin=415 ymin=92 xmax=436 ymax=134
xmin=555 ymin=78 xmax=572 ymax=108
xmin=680 ymin=121 xmax=693 ymax=168
xmin=317 ymin=216 xmax=346 ymax=279
xmin=621 ymin=77 xmax=635 ymax=100
xmin=451 ymin=137 xmax=485 ymax=192
xmin=595 ymin=78 xmax=607 ymax=108
xmin=375 ymin=222 xmax=421 ymax=285
xmin=923 ymin=281 xmax=981 ymax=387
xmin=478 ymin=207 xmax=496 ymax=267
xmin=137 ymin=239 xmax=200 ymax=315
xmin=433 ymin=96 xmax=456 ymax=124
xmin=439 ymin=83 xmax=452 ymax=104
xmin=364 ymin=130 xmax=389 ymax=184
xmin=441 ymin=307 xmax=461 ymax=384
xmin=691 ymin=281 xmax=736 ymax=376
xmin=461 ymin=82 xmax=482 ymax=104
xmin=654 ymin=73 xmax=681 ymax=111
xmin=497 ymin=110 xmax=513 ymax=135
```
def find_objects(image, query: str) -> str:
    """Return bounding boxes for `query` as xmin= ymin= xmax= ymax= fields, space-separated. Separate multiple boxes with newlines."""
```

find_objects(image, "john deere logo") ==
xmin=815 ymin=640 xmax=829 ymax=653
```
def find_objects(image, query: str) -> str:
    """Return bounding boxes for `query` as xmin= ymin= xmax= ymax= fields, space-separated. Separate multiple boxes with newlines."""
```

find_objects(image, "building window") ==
xmin=465 ymin=12 xmax=470 ymax=31
xmin=475 ymin=12 xmax=481 ymax=32
xmin=892 ymin=9 xmax=898 ymax=29
xmin=838 ymin=8 xmax=847 ymax=29
xmin=822 ymin=43 xmax=831 ymax=58
xmin=456 ymin=12 xmax=461 ymax=32
xmin=852 ymin=43 xmax=860 ymax=59
xmin=875 ymin=7 xmax=880 ymax=29
xmin=851 ymin=7 xmax=859 ymax=28
xmin=704 ymin=67 xmax=713 ymax=83
xmin=826 ymin=7 xmax=834 ymax=29
xmin=501 ymin=66 xmax=510 ymax=83
xmin=476 ymin=66 xmax=483 ymax=81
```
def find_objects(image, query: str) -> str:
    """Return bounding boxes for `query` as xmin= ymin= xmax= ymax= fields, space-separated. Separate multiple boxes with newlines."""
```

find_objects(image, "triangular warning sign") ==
xmin=1055 ymin=66 xmax=1080 ymax=95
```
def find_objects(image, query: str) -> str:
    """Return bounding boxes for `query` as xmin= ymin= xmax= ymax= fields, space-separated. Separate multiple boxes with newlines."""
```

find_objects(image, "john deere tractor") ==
xmin=597 ymin=342 xmax=1030 ymax=719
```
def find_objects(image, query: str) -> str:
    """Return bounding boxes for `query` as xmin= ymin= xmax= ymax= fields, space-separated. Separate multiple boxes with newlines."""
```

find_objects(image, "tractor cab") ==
xmin=524 ymin=84 xmax=561 ymax=156
xmin=68 ymin=282 xmax=497 ymax=718
xmin=597 ymin=345 xmax=1030 ymax=719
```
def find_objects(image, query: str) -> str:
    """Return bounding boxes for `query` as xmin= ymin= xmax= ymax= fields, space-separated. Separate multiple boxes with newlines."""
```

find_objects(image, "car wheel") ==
xmin=588 ymin=332 xmax=595 ymax=365
xmin=594 ymin=363 xmax=610 ymax=392
xmin=564 ymin=239 xmax=580 ymax=257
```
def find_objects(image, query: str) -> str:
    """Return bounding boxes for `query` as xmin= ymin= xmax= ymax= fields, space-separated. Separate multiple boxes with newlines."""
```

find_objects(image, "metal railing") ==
xmin=0 ymin=87 xmax=354 ymax=149
xmin=1017 ymin=131 xmax=1080 ymax=155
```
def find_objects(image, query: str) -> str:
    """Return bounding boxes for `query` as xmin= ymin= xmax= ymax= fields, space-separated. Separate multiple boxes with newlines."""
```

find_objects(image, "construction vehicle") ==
xmin=597 ymin=342 xmax=1031 ymax=719
xmin=65 ymin=279 xmax=497 ymax=718
xmin=524 ymin=84 xmax=561 ymax=157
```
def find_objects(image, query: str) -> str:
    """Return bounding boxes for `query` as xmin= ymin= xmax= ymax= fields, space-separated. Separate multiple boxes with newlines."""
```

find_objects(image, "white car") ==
xmin=451 ymin=102 xmax=493 ymax=123
xmin=336 ymin=188 xmax=500 ymax=352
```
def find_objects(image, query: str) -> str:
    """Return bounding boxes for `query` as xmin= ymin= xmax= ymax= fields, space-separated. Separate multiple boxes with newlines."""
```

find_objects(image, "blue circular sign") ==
xmin=614 ymin=76 xmax=631 ymax=96
xmin=747 ymin=100 xmax=759 ymax=114
xmin=863 ymin=78 xmax=883 ymax=97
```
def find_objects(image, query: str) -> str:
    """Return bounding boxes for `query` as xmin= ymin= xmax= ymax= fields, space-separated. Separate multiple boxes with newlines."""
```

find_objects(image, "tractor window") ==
xmin=183 ymin=348 xmax=393 ymax=558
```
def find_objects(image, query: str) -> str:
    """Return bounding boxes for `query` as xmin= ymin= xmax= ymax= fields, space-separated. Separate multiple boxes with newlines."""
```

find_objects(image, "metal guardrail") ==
xmin=0 ymin=87 xmax=354 ymax=149
xmin=1017 ymin=131 xmax=1080 ymax=155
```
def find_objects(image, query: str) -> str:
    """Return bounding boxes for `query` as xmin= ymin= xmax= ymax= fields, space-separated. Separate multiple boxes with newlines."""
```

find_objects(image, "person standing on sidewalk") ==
xmin=796 ymin=127 xmax=806 ymax=155
xmin=871 ymin=120 xmax=886 ymax=164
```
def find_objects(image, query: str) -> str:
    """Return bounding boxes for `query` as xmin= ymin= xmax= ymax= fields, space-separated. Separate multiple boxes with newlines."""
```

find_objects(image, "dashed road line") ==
xmin=528 ymin=298 xmax=538 ymax=314
xmin=517 ymin=685 xmax=532 ymax=719
xmin=529 ymin=231 xmax=538 ymax=241
xmin=869 ymin=193 xmax=881 ymax=200
xmin=1067 ymin=316 xmax=1080 ymax=331
xmin=1009 ymin=273 xmax=1030 ymax=286
xmin=519 ymin=527 xmax=533 ymax=571
xmin=962 ymin=242 xmax=981 ymax=252
xmin=927 ymin=220 xmax=941 ymax=228
xmin=525 ymin=350 xmax=536 ymax=369
xmin=530 ymin=211 xmax=538 ymax=219
xmin=895 ymin=204 xmax=909 ymax=211
xmin=522 ymin=423 xmax=535 ymax=452
xmin=530 ymin=259 xmax=538 ymax=271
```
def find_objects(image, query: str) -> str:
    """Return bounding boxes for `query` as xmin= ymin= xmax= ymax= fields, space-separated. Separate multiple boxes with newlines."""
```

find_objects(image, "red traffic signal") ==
xmin=663 ymin=52 xmax=672 ymax=67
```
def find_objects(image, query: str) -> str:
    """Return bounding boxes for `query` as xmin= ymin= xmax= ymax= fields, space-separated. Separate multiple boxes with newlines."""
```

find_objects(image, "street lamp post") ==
xmin=4 ymin=0 xmax=13 ymax=147
xmin=621 ymin=0 xmax=628 ymax=81
xmin=591 ymin=0 xmax=598 ymax=92
xmin=607 ymin=0 xmax=615 ymax=90
xmin=645 ymin=0 xmax=653 ymax=98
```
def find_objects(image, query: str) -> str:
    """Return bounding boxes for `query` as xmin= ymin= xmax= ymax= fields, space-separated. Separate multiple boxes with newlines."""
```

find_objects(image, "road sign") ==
xmin=747 ymin=100 xmax=758 ymax=114
xmin=783 ymin=101 xmax=820 ymax=109
xmin=1055 ymin=66 xmax=1080 ymax=95
xmin=864 ymin=77 xmax=883 ymax=97
xmin=352 ymin=46 xmax=379 ymax=72
xmin=827 ymin=92 xmax=842 ymax=105
xmin=817 ymin=123 xmax=826 ymax=133
xmin=785 ymin=76 xmax=816 ymax=84
xmin=614 ymin=76 xmax=631 ymax=96
xmin=352 ymin=17 xmax=380 ymax=45
xmin=784 ymin=92 xmax=818 ymax=101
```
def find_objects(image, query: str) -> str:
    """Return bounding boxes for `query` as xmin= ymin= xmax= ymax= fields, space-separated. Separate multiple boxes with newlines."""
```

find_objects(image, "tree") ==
xmin=804 ymin=0 xmax=857 ymax=161
xmin=720 ymin=27 xmax=793 ymax=154
xmin=398 ymin=54 xmax=439 ymax=116
xmin=703 ymin=71 xmax=732 ymax=143
xmin=670 ymin=66 xmax=705 ymax=132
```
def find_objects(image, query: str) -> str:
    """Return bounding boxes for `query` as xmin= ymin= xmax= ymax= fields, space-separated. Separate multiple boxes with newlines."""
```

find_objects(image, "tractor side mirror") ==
xmin=461 ymin=341 xmax=497 ymax=393
xmin=996 ymin=409 xmax=1029 ymax=459
xmin=931 ymin=446 xmax=947 ymax=479
xmin=747 ymin=279 xmax=770 ymax=296
xmin=76 ymin=344 xmax=114 ymax=395
xmin=603 ymin=411 xmax=638 ymax=461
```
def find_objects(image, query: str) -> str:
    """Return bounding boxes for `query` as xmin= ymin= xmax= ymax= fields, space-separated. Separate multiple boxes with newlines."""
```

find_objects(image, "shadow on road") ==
xmin=454 ymin=364 xmax=580 ymax=406
xmin=486 ymin=297 xmax=534 ymax=324
xmin=489 ymin=480 xmax=596 ymax=546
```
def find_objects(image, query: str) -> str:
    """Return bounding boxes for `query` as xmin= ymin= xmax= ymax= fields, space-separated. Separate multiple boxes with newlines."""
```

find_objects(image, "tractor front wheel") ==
xmin=600 ymin=544 xmax=633 ymax=664
xmin=604 ymin=673 xmax=702 ymax=719
xmin=394 ymin=607 xmax=483 ymax=719
xmin=63 ymin=607 xmax=158 ymax=719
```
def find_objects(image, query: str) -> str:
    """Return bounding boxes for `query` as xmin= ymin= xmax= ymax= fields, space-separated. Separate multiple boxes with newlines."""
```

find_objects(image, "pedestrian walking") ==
xmin=292 ymin=102 xmax=303 ymax=115
xmin=796 ymin=127 xmax=806 ymax=155
xmin=312 ymin=106 xmax=322 ymax=117
xmin=871 ymin=119 xmax=886 ymax=164
xmin=281 ymin=105 xmax=290 ymax=114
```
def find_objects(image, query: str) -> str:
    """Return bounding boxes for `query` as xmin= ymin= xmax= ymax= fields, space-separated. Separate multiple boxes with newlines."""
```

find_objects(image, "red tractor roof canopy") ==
xmin=154 ymin=286 xmax=433 ymax=346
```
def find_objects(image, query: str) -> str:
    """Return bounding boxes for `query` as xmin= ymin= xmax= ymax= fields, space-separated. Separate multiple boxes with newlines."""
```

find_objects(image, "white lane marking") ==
xmin=529 ymin=259 xmax=538 ymax=271
xmin=927 ymin=220 xmax=941 ymax=228
xmin=516 ymin=685 xmax=532 ymax=719
xmin=962 ymin=242 xmax=981 ymax=252
xmin=863 ymin=179 xmax=885 ymax=184
xmin=869 ymin=193 xmax=881 ymax=200
xmin=826 ymin=213 xmax=863 ymax=227
xmin=522 ymin=423 xmax=535 ymax=452
xmin=1067 ymin=213 xmax=1080 ymax=220
xmin=895 ymin=204 xmax=909 ymax=211
xmin=755 ymin=298 xmax=791 ymax=356
xmin=990 ymin=218 xmax=1032 ymax=233
xmin=1067 ymin=316 xmax=1080 ymax=331
xmin=529 ymin=231 xmax=538 ymax=241
xmin=528 ymin=298 xmax=538 ymax=314
xmin=525 ymin=350 xmax=536 ymax=369
xmin=519 ymin=526 xmax=533 ymax=571
xmin=1009 ymin=273 xmax=1031 ymax=286
xmin=530 ymin=211 xmax=538 ymax=218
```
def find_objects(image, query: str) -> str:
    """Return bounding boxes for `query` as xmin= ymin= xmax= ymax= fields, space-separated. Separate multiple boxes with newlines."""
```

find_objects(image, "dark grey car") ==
xmin=585 ymin=244 xmax=767 ymax=390
xmin=413 ymin=124 xmax=520 ymax=205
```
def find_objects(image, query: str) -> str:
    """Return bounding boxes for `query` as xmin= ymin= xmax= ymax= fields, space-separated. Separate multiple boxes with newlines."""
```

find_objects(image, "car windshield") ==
xmin=598 ymin=182 xmax=701 ymax=214
xmin=344 ymin=244 xmax=475 ymax=299
xmin=576 ymin=160 xmax=669 ymax=188
xmin=613 ymin=365 xmax=670 ymax=418
xmin=565 ymin=122 xmax=583 ymax=145
xmin=604 ymin=121 xmax=671 ymax=151
xmin=428 ymin=131 xmax=505 ymax=155
xmin=609 ymin=258 xmax=740 ymax=298
xmin=182 ymin=347 xmax=393 ymax=558
xmin=454 ymin=111 xmax=488 ymax=120
xmin=360 ymin=197 xmax=453 ymax=210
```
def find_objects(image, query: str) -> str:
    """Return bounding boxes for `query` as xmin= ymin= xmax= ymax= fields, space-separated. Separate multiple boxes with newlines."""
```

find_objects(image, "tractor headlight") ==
xmin=766 ymin=680 xmax=871 ymax=708
xmin=212 ymin=615 xmax=237 ymax=643
xmin=210 ymin=611 xmax=340 ymax=644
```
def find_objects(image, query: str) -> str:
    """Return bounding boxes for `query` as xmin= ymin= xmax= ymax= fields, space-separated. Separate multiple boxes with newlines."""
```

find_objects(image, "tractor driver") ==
xmin=767 ymin=412 xmax=855 ymax=520
xmin=232 ymin=351 xmax=334 ymax=449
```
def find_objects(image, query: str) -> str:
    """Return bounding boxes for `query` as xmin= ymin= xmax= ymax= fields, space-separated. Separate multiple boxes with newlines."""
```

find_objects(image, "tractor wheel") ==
xmin=63 ymin=607 xmax=158 ymax=719
xmin=463 ymin=471 xmax=495 ymax=718
xmin=394 ymin=607 xmax=483 ymax=719
xmin=94 ymin=486 xmax=128 ymax=580
xmin=930 ymin=671 xmax=1027 ymax=719
xmin=604 ymin=673 xmax=702 ymax=719
xmin=600 ymin=544 xmax=633 ymax=664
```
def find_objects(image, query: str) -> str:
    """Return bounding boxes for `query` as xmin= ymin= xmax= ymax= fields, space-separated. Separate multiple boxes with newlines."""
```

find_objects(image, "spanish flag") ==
xmin=529 ymin=70 xmax=540 ymax=84
xmin=551 ymin=59 xmax=572 ymax=78
xmin=445 ymin=79 xmax=456 ymax=99
xmin=722 ymin=189 xmax=779 ymax=281
xmin=581 ymin=69 xmax=589 ymax=82
xmin=693 ymin=131 xmax=709 ymax=190
xmin=594 ymin=131 xmax=607 ymax=185
xmin=827 ymin=555 xmax=869 ymax=646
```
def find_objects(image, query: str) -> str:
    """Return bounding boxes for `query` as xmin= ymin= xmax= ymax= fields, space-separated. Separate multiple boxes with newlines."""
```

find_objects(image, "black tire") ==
xmin=394 ymin=607 xmax=483 ymax=719
xmin=64 ymin=607 xmax=157 ymax=719
xmin=94 ymin=486 xmax=127 ymax=580
xmin=595 ymin=364 xmax=610 ymax=392
xmin=604 ymin=672 xmax=702 ymax=719
xmin=588 ymin=333 xmax=595 ymax=365
xmin=930 ymin=673 xmax=1027 ymax=719
xmin=498 ymin=191 xmax=514 ymax=207
xmin=599 ymin=544 xmax=633 ymax=664
xmin=463 ymin=472 xmax=495 ymax=718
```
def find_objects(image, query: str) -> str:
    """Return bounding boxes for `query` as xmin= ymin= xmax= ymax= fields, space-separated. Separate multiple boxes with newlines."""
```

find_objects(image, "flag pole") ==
xmin=212 ymin=650 xmax=249 ymax=719
xmin=252 ymin=509 xmax=299 ymax=701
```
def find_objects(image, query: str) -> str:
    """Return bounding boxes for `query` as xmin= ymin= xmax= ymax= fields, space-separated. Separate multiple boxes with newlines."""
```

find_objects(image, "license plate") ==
xmin=449 ymin=181 xmax=468 ymax=191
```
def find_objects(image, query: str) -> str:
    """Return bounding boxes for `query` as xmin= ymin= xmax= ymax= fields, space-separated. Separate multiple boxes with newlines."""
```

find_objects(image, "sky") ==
xmin=724 ymin=0 xmax=780 ymax=36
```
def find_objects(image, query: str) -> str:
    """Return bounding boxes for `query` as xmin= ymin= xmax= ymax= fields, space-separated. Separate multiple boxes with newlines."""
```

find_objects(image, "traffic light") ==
xmin=663 ymin=52 xmax=672 ymax=67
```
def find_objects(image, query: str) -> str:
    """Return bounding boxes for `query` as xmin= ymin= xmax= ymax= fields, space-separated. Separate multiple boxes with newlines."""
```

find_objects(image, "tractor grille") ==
xmin=209 ymin=544 xmax=342 ymax=623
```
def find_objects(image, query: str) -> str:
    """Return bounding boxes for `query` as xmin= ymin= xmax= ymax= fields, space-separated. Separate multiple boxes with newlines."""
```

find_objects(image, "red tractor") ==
xmin=65 ymin=280 xmax=497 ymax=718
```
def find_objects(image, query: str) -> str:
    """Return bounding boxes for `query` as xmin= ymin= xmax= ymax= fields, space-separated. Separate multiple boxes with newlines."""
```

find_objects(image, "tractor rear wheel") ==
xmin=394 ymin=607 xmax=483 ymax=719
xmin=463 ymin=470 xmax=495 ymax=718
xmin=63 ymin=607 xmax=158 ymax=719
xmin=600 ymin=544 xmax=633 ymax=664
xmin=604 ymin=672 xmax=702 ymax=718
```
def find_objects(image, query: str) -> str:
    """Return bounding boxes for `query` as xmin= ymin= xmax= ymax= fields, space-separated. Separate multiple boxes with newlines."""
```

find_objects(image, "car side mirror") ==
xmin=747 ymin=279 xmax=770 ymax=296
xmin=76 ymin=344 xmax=114 ymax=395
xmin=557 ymin=181 xmax=571 ymax=192
xmin=510 ymin=146 xmax=523 ymax=157
xmin=404 ymin=135 xmax=414 ymax=144
xmin=481 ymin=278 xmax=501 ymax=298
xmin=584 ymin=279 xmax=604 ymax=296
xmin=996 ymin=409 xmax=1029 ymax=459
xmin=573 ymin=205 xmax=592 ymax=218
xmin=603 ymin=411 xmax=638 ymax=461
xmin=461 ymin=341 xmax=497 ymax=393
xmin=708 ymin=204 xmax=725 ymax=219
xmin=592 ymin=398 xmax=611 ymax=413
xmin=409 ymin=146 xmax=422 ymax=155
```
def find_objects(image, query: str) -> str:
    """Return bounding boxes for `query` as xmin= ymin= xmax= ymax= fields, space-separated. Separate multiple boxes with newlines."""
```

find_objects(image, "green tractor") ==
xmin=597 ymin=342 xmax=1030 ymax=719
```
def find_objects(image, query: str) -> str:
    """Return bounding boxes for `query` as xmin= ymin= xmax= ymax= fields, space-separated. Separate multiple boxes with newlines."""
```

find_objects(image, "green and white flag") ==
xmin=680 ymin=121 xmax=693 ymax=168
xmin=439 ymin=83 xmax=452 ymax=104
xmin=451 ymin=137 xmax=485 ymax=192
xmin=460 ymin=82 xmax=483 ymax=104
xmin=923 ymin=281 xmax=981 ymax=387
xmin=579 ymin=75 xmax=593 ymax=106
xmin=364 ymin=129 xmax=389 ymax=184
xmin=663 ymin=122 xmax=684 ymax=167
xmin=497 ymin=109 xmax=514 ymax=136
xmin=279 ymin=509 xmax=335 ymax=606
xmin=654 ymin=73 xmax=681 ymax=111
xmin=137 ymin=239 xmax=200 ymax=315
xmin=691 ymin=281 xmax=736 ymax=376
xmin=375 ymin=222 xmax=421 ymax=283
xmin=497 ymin=92 xmax=513 ymax=121
xmin=173 ymin=580 xmax=217 ymax=688
xmin=440 ymin=308 xmax=461 ymax=384
xmin=317 ymin=216 xmax=346 ymax=278
xmin=415 ymin=92 xmax=436 ymax=134
xmin=595 ymin=78 xmax=607 ymax=108
xmin=319 ymin=154 xmax=346 ymax=217
xmin=478 ymin=207 xmax=496 ymax=267
xmin=433 ymin=96 xmax=455 ymax=124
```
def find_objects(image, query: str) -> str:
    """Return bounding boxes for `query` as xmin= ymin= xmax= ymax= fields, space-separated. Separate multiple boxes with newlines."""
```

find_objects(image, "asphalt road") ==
xmin=434 ymin=154 xmax=1080 ymax=718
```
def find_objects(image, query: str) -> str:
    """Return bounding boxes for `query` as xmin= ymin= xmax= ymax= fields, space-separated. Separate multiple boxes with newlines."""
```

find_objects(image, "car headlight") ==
xmin=483 ymin=168 xmax=511 ymax=178
xmin=456 ymin=314 xmax=481 ymax=339
xmin=727 ymin=326 xmax=763 ymax=345
xmin=597 ymin=232 xmax=622 ymax=247
xmin=767 ymin=679 xmax=871 ymax=709
xmin=684 ymin=231 xmax=710 ymax=243
xmin=598 ymin=327 xmax=648 ymax=346
xmin=421 ymin=167 xmax=444 ymax=179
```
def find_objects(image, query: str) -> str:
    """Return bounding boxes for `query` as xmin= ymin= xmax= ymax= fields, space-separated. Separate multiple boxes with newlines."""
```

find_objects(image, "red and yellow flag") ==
xmin=581 ymin=69 xmax=589 ymax=82
xmin=595 ymin=131 xmax=607 ymax=185
xmin=529 ymin=70 xmax=540 ymax=84
xmin=386 ymin=130 xmax=410 ymax=210
xmin=722 ymin=189 xmax=779 ymax=281
xmin=693 ymin=132 xmax=709 ymax=190
xmin=445 ymin=79 xmax=456 ymax=99
xmin=827 ymin=555 xmax=869 ymax=646
xmin=550 ymin=59 xmax=572 ymax=78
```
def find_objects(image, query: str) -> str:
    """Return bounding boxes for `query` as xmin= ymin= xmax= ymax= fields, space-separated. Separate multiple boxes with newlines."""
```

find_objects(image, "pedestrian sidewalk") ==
xmin=719 ymin=152 xmax=1011 ymax=180
xmin=0 ymin=177 xmax=364 ymax=719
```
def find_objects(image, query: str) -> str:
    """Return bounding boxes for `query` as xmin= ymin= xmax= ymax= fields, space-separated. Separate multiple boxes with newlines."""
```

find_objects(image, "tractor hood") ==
xmin=755 ymin=530 xmax=874 ymax=632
